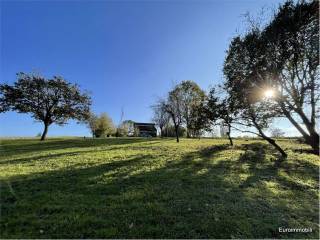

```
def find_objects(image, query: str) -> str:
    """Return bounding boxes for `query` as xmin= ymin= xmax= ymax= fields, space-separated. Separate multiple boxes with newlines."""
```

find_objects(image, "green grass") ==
xmin=0 ymin=137 xmax=319 ymax=238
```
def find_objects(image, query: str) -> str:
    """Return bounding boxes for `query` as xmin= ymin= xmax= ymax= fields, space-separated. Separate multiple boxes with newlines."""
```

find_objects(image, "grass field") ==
xmin=0 ymin=137 xmax=319 ymax=238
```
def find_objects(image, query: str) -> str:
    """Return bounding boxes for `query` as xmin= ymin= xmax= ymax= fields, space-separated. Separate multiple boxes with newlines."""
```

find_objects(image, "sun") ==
xmin=264 ymin=89 xmax=274 ymax=98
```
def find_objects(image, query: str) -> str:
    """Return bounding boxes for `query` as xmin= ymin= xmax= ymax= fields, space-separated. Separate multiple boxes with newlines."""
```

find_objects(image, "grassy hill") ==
xmin=0 ymin=137 xmax=318 ymax=238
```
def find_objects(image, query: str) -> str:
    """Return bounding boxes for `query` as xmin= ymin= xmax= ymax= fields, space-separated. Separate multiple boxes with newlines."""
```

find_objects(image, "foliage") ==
xmin=0 ymin=138 xmax=318 ymax=238
xmin=114 ymin=120 xmax=137 ymax=137
xmin=223 ymin=0 xmax=319 ymax=154
xmin=206 ymin=87 xmax=238 ymax=145
xmin=178 ymin=80 xmax=208 ymax=137
xmin=162 ymin=124 xmax=186 ymax=137
xmin=87 ymin=112 xmax=115 ymax=138
xmin=121 ymin=120 xmax=135 ymax=136
xmin=164 ymin=81 xmax=209 ymax=142
xmin=133 ymin=126 xmax=140 ymax=137
xmin=115 ymin=127 xmax=127 ymax=137
xmin=0 ymin=73 xmax=91 ymax=140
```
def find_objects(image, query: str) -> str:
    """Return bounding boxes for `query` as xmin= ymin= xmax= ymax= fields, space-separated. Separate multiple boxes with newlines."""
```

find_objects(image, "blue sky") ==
xmin=1 ymin=0 xmax=296 ymax=137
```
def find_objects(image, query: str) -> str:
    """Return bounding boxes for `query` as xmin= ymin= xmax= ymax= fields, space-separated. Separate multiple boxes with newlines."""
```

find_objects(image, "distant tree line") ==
xmin=152 ymin=0 xmax=319 ymax=156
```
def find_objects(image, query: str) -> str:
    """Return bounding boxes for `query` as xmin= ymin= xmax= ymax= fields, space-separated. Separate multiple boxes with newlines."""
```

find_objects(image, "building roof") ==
xmin=134 ymin=122 xmax=156 ymax=132
xmin=134 ymin=122 xmax=156 ymax=126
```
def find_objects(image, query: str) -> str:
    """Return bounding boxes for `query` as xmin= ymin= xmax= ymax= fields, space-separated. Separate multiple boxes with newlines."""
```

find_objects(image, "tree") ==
xmin=262 ymin=0 xmax=319 ymax=154
xmin=162 ymin=124 xmax=186 ymax=138
xmin=0 ymin=73 xmax=91 ymax=140
xmin=133 ymin=126 xmax=140 ymax=137
xmin=121 ymin=120 xmax=135 ymax=136
xmin=207 ymin=87 xmax=237 ymax=146
xmin=224 ymin=0 xmax=319 ymax=154
xmin=116 ymin=124 xmax=128 ymax=137
xmin=116 ymin=120 xmax=133 ymax=137
xmin=87 ymin=112 xmax=99 ymax=137
xmin=270 ymin=128 xmax=285 ymax=138
xmin=115 ymin=107 xmax=129 ymax=137
xmin=164 ymin=81 xmax=208 ymax=141
xmin=188 ymin=96 xmax=210 ymax=138
xmin=179 ymin=80 xmax=207 ymax=138
xmin=165 ymin=86 xmax=184 ymax=142
xmin=224 ymin=32 xmax=288 ymax=157
xmin=87 ymin=112 xmax=115 ymax=138
xmin=151 ymin=98 xmax=170 ymax=137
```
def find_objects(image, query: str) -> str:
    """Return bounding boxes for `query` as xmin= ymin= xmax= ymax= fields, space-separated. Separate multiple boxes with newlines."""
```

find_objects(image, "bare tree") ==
xmin=151 ymin=98 xmax=170 ymax=137
xmin=270 ymin=128 xmax=285 ymax=138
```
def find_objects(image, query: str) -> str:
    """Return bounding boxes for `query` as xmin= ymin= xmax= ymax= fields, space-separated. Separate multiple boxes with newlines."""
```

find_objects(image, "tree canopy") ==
xmin=87 ymin=112 xmax=115 ymax=138
xmin=0 ymin=73 xmax=91 ymax=140
xmin=223 ymin=0 xmax=319 ymax=155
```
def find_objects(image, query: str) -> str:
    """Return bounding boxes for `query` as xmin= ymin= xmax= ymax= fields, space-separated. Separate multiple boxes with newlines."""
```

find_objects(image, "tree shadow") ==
xmin=0 ymin=138 xmax=161 ymax=158
xmin=1 ymin=142 xmax=318 ymax=238
xmin=0 ymin=149 xmax=106 ymax=166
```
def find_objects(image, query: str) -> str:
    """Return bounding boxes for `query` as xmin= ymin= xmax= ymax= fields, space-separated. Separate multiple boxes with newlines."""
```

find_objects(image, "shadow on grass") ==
xmin=1 ymin=142 xmax=318 ymax=238
xmin=0 ymin=138 xmax=161 ymax=157
xmin=0 ymin=150 xmax=97 ymax=165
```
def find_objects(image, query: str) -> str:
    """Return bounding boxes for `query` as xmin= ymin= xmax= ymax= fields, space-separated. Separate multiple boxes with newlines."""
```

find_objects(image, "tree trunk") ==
xmin=160 ymin=127 xmax=163 ymax=138
xmin=279 ymin=102 xmax=310 ymax=140
xmin=227 ymin=133 xmax=233 ymax=146
xmin=227 ymin=124 xmax=233 ymax=146
xmin=186 ymin=128 xmax=190 ymax=138
xmin=175 ymin=126 xmax=179 ymax=143
xmin=186 ymin=118 xmax=190 ymax=138
xmin=41 ymin=123 xmax=49 ymax=141
xmin=279 ymin=101 xmax=319 ymax=155
xmin=251 ymin=118 xmax=287 ymax=158
xmin=264 ymin=136 xmax=287 ymax=158
xmin=310 ymin=132 xmax=319 ymax=155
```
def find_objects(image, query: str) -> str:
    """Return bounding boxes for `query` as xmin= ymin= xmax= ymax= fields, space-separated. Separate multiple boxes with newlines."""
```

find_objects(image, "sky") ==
xmin=1 ymin=0 xmax=299 ymax=137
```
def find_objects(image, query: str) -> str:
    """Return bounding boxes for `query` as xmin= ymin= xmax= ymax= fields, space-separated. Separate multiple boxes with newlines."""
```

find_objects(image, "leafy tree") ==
xmin=0 ymin=73 xmax=91 ymax=140
xmin=121 ymin=120 xmax=135 ymax=136
xmin=87 ymin=112 xmax=115 ymax=138
xmin=224 ymin=0 xmax=319 ymax=154
xmin=188 ymin=95 xmax=210 ymax=138
xmin=224 ymin=32 xmax=287 ymax=157
xmin=114 ymin=120 xmax=136 ymax=137
xmin=179 ymin=80 xmax=207 ymax=138
xmin=164 ymin=81 xmax=208 ymax=141
xmin=87 ymin=112 xmax=99 ymax=137
xmin=207 ymin=87 xmax=238 ymax=146
xmin=162 ymin=124 xmax=186 ymax=138
xmin=262 ymin=0 xmax=319 ymax=154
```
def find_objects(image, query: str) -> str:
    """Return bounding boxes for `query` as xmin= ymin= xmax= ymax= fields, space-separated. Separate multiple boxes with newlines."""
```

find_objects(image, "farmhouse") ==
xmin=133 ymin=122 xmax=157 ymax=137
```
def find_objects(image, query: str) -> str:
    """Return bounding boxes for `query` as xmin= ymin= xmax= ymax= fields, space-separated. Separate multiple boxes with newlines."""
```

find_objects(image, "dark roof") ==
xmin=134 ymin=122 xmax=155 ymax=126
xmin=134 ymin=122 xmax=156 ymax=133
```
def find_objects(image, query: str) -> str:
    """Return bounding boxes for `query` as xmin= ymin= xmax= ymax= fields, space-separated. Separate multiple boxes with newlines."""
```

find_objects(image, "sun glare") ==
xmin=264 ymin=89 xmax=274 ymax=98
